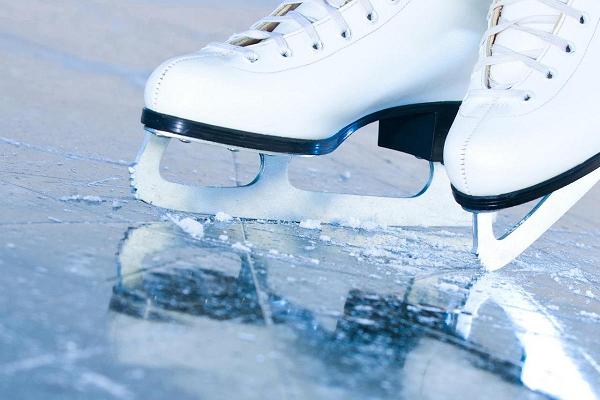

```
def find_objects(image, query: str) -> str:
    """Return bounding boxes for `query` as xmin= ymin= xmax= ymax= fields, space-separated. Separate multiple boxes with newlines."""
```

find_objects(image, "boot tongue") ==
xmin=489 ymin=0 xmax=564 ymax=88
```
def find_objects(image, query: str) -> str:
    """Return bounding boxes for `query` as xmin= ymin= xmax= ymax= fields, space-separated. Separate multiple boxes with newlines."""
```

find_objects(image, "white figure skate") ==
xmin=132 ymin=0 xmax=488 ymax=227
xmin=444 ymin=0 xmax=600 ymax=270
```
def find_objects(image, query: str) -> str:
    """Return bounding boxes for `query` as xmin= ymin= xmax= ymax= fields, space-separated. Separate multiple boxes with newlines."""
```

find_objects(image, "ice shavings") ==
xmin=58 ymin=195 xmax=126 ymax=210
xmin=579 ymin=311 xmax=600 ymax=320
xmin=111 ymin=200 xmax=125 ymax=210
xmin=232 ymin=242 xmax=251 ymax=252
xmin=215 ymin=212 xmax=233 ymax=222
xmin=60 ymin=195 xmax=105 ymax=204
xmin=168 ymin=214 xmax=205 ymax=239
xmin=340 ymin=227 xmax=470 ymax=269
xmin=557 ymin=268 xmax=589 ymax=283
xmin=437 ymin=282 xmax=462 ymax=293
xmin=361 ymin=246 xmax=397 ymax=259
xmin=264 ymin=247 xmax=321 ymax=267
xmin=337 ymin=217 xmax=388 ymax=231
xmin=299 ymin=219 xmax=322 ymax=230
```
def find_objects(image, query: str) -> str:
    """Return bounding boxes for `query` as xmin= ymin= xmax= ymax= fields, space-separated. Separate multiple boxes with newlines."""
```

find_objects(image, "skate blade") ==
xmin=130 ymin=130 xmax=471 ymax=228
xmin=473 ymin=167 xmax=600 ymax=271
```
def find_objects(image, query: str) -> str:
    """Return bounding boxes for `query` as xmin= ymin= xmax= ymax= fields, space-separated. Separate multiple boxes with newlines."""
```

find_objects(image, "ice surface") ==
xmin=0 ymin=1 xmax=599 ymax=399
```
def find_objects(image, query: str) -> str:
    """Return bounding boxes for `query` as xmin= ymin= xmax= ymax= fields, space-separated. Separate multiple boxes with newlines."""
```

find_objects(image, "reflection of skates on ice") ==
xmin=111 ymin=222 xmax=595 ymax=400
xmin=445 ymin=0 xmax=600 ymax=269
xmin=131 ymin=0 xmax=489 ymax=227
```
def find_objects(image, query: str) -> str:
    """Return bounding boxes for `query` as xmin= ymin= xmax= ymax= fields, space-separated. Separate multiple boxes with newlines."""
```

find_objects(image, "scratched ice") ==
xmin=1 ymin=1 xmax=599 ymax=399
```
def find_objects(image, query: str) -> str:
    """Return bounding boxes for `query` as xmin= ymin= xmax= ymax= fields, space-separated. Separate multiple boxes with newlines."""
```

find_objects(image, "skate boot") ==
xmin=132 ymin=0 xmax=488 ymax=226
xmin=444 ymin=0 xmax=600 ymax=269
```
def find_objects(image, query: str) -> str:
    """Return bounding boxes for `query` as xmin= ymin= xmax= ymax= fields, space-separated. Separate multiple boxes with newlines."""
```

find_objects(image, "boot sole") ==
xmin=141 ymin=102 xmax=460 ymax=162
xmin=452 ymin=153 xmax=600 ymax=211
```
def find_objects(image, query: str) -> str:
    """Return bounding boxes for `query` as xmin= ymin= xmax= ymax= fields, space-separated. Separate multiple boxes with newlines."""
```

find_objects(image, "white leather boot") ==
xmin=142 ymin=0 xmax=487 ymax=154
xmin=131 ymin=0 xmax=487 ymax=227
xmin=444 ymin=0 xmax=600 ymax=270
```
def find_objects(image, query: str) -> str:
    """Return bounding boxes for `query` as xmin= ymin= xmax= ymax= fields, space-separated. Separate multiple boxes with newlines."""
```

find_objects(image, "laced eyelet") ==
xmin=565 ymin=43 xmax=575 ymax=53
xmin=312 ymin=41 xmax=323 ymax=51
xmin=580 ymin=14 xmax=587 ymax=24
xmin=546 ymin=71 xmax=554 ymax=79
xmin=341 ymin=30 xmax=352 ymax=40
xmin=246 ymin=53 xmax=259 ymax=63
xmin=524 ymin=94 xmax=533 ymax=102
xmin=366 ymin=12 xmax=378 ymax=23
xmin=280 ymin=50 xmax=292 ymax=58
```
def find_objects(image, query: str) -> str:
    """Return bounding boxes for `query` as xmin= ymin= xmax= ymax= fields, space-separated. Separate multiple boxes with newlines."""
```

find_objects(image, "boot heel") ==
xmin=378 ymin=102 xmax=460 ymax=162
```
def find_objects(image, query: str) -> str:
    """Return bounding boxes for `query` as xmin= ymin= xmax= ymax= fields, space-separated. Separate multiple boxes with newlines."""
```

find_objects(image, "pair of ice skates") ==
xmin=131 ymin=0 xmax=600 ymax=270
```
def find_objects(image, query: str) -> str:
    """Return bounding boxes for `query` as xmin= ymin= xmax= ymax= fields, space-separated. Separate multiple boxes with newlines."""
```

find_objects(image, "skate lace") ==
xmin=204 ymin=0 xmax=375 ymax=62
xmin=470 ymin=0 xmax=585 ymax=102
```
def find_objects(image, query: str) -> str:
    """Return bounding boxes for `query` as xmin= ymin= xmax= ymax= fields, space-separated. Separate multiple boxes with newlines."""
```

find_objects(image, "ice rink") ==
xmin=1 ymin=1 xmax=599 ymax=399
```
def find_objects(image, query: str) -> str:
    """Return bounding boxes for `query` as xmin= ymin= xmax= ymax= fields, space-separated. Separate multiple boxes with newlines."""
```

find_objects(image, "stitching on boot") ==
xmin=152 ymin=56 xmax=205 ymax=108
xmin=460 ymin=104 xmax=494 ymax=195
